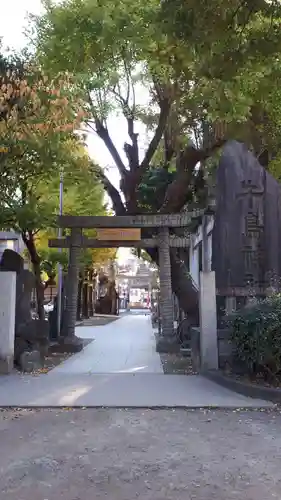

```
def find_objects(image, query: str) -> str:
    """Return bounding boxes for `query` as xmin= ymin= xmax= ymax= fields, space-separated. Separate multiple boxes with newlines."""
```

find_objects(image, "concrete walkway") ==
xmin=51 ymin=314 xmax=164 ymax=374
xmin=0 ymin=314 xmax=274 ymax=407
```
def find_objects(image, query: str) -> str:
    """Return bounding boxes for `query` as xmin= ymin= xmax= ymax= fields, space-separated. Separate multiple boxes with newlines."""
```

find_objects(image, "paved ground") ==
xmin=52 ymin=313 xmax=163 ymax=374
xmin=0 ymin=407 xmax=281 ymax=499
xmin=0 ymin=314 xmax=273 ymax=407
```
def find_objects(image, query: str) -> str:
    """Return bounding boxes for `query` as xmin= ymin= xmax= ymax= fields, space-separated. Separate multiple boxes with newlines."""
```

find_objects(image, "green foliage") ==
xmin=227 ymin=295 xmax=281 ymax=379
xmin=137 ymin=166 xmax=175 ymax=212
xmin=29 ymin=0 xmax=281 ymax=217
xmin=40 ymin=249 xmax=69 ymax=275
xmin=0 ymin=50 xmax=112 ymax=275
xmin=161 ymin=0 xmax=281 ymax=158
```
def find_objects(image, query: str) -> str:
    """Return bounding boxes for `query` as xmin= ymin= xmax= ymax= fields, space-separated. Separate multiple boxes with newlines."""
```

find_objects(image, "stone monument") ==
xmin=212 ymin=140 xmax=281 ymax=309
xmin=0 ymin=249 xmax=49 ymax=372
xmin=0 ymin=271 xmax=16 ymax=373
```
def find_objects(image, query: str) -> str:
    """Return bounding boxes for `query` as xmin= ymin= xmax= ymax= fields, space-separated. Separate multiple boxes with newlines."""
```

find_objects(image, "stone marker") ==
xmin=0 ymin=249 xmax=49 ymax=372
xmin=0 ymin=272 xmax=16 ymax=374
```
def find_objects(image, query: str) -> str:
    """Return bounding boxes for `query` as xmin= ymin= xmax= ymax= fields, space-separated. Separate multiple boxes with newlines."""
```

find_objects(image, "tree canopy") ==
xmin=0 ymin=50 xmax=115 ymax=314
xmin=30 ymin=0 xmax=281 ymax=216
xmin=27 ymin=0 xmax=281 ymax=310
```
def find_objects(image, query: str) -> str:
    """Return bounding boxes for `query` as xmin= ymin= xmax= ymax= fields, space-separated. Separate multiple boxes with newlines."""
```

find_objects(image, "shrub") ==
xmin=226 ymin=295 xmax=281 ymax=380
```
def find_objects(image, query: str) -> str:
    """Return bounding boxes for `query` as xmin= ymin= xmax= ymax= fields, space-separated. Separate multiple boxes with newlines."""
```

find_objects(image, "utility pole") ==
xmin=57 ymin=168 xmax=64 ymax=337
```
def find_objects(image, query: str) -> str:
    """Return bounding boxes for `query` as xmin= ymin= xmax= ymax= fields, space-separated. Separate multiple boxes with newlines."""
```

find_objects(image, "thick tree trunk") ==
xmin=170 ymin=250 xmax=199 ymax=325
xmin=146 ymin=246 xmax=199 ymax=323
xmin=158 ymin=228 xmax=174 ymax=336
xmin=22 ymin=232 xmax=45 ymax=321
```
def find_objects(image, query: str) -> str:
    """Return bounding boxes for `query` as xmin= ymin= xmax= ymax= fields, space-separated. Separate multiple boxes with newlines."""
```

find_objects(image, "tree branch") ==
xmin=139 ymin=96 xmax=171 ymax=177
xmin=124 ymin=115 xmax=139 ymax=171
xmin=86 ymin=92 xmax=128 ymax=179
xmin=110 ymin=83 xmax=139 ymax=171
xmin=159 ymin=139 xmax=226 ymax=214
xmin=93 ymin=117 xmax=128 ymax=179
xmin=97 ymin=170 xmax=126 ymax=215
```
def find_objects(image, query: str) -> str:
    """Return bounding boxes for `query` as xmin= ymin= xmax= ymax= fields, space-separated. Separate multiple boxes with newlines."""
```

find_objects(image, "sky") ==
xmin=0 ymin=0 xmax=151 ymax=263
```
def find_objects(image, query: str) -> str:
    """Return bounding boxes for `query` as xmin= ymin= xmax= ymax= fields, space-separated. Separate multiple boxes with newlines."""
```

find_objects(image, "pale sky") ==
xmin=0 ymin=0 xmax=152 ymax=262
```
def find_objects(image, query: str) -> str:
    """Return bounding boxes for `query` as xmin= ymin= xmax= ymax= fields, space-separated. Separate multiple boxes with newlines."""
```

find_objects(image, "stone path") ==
xmin=51 ymin=313 xmax=164 ymax=374
xmin=0 ymin=314 xmax=274 ymax=407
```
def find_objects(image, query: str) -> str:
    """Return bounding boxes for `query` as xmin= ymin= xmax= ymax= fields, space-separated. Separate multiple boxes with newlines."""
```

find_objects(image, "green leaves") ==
xmin=227 ymin=295 xmax=281 ymax=379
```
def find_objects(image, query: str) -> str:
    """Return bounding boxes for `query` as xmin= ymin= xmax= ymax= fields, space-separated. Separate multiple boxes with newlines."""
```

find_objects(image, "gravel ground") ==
xmin=160 ymin=352 xmax=195 ymax=374
xmin=0 ymin=407 xmax=281 ymax=499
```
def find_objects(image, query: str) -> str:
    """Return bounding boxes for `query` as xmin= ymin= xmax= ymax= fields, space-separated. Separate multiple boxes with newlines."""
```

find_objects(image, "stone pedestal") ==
xmin=199 ymin=271 xmax=218 ymax=370
xmin=155 ymin=333 xmax=179 ymax=353
xmin=225 ymin=296 xmax=236 ymax=314
xmin=0 ymin=272 xmax=16 ymax=373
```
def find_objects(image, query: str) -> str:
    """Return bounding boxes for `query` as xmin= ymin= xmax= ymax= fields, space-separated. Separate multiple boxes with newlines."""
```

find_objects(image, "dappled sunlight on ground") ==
xmin=114 ymin=366 xmax=149 ymax=373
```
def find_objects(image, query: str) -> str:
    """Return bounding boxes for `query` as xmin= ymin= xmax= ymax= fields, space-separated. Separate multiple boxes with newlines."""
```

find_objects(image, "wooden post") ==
xmin=62 ymin=228 xmax=82 ymax=340
xmin=156 ymin=227 xmax=177 ymax=352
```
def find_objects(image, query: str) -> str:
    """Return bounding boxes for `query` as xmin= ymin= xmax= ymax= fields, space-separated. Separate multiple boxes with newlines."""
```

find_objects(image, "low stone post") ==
xmin=199 ymin=216 xmax=218 ymax=370
xmin=62 ymin=228 xmax=83 ymax=351
xmin=225 ymin=296 xmax=236 ymax=314
xmin=156 ymin=227 xmax=177 ymax=352
xmin=0 ymin=272 xmax=16 ymax=373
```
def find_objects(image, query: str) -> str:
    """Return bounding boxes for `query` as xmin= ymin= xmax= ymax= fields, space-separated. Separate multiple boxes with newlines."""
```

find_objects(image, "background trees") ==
xmin=0 ymin=49 xmax=114 ymax=316
xmin=31 ymin=0 xmax=281 ymax=211
xmin=24 ymin=0 xmax=281 ymax=310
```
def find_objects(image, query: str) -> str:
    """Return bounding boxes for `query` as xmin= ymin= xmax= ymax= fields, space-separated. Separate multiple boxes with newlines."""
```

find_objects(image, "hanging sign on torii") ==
xmin=96 ymin=228 xmax=141 ymax=241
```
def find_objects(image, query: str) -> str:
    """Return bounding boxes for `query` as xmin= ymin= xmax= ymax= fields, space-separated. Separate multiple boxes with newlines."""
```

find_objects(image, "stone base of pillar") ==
xmin=190 ymin=327 xmax=200 ymax=373
xmin=155 ymin=333 xmax=179 ymax=353
xmin=0 ymin=355 xmax=14 ymax=374
xmin=52 ymin=335 xmax=84 ymax=354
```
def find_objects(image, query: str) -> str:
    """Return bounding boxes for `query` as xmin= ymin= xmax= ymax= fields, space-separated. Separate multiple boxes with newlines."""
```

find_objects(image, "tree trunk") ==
xmin=76 ymin=277 xmax=83 ymax=321
xmin=158 ymin=227 xmax=174 ymax=336
xmin=170 ymin=250 xmax=199 ymax=325
xmin=22 ymin=231 xmax=45 ymax=320
xmin=82 ymin=282 xmax=89 ymax=318
xmin=146 ymin=246 xmax=199 ymax=323
xmin=88 ymin=284 xmax=94 ymax=317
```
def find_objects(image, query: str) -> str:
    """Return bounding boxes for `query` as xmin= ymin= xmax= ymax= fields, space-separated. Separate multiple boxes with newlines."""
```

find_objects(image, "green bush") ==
xmin=226 ymin=295 xmax=281 ymax=379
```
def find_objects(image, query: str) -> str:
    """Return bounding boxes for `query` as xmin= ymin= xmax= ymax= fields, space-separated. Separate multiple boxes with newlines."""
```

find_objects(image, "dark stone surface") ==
xmin=0 ymin=249 xmax=24 ymax=274
xmin=19 ymin=351 xmax=41 ymax=373
xmin=155 ymin=333 xmax=180 ymax=353
xmin=212 ymin=140 xmax=281 ymax=293
xmin=0 ymin=249 xmax=49 ymax=371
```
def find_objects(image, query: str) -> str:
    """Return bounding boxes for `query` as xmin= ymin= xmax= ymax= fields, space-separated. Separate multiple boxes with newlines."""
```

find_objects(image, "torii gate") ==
xmin=49 ymin=211 xmax=206 ymax=354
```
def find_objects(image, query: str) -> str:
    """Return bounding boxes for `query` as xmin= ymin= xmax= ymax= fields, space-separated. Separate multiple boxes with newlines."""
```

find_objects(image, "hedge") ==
xmin=226 ymin=295 xmax=281 ymax=380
